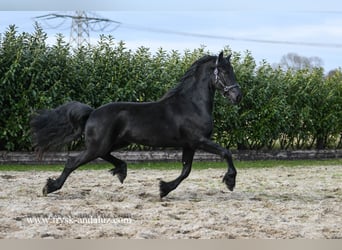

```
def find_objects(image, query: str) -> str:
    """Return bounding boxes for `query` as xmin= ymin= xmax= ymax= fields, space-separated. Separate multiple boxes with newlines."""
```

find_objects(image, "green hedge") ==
xmin=1 ymin=25 xmax=341 ymax=151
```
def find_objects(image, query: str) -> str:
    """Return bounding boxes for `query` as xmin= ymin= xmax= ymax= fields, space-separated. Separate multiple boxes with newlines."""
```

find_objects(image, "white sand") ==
xmin=0 ymin=165 xmax=341 ymax=239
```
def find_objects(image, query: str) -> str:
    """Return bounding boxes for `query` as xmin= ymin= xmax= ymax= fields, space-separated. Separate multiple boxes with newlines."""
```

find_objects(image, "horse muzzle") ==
xmin=223 ymin=84 xmax=242 ymax=105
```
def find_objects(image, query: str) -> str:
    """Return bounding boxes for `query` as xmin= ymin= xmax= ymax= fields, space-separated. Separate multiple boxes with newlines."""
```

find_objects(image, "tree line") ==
xmin=1 ymin=25 xmax=341 ymax=151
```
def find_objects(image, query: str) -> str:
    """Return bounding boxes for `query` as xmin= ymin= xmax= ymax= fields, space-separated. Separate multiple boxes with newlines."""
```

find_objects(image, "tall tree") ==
xmin=279 ymin=52 xmax=323 ymax=71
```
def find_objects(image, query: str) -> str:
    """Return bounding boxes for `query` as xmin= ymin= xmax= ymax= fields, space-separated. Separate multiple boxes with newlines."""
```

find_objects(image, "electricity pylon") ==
xmin=69 ymin=11 xmax=90 ymax=48
xmin=36 ymin=11 xmax=121 ymax=48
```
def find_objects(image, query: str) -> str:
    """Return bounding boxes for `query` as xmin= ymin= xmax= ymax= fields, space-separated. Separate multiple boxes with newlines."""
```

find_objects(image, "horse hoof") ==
xmin=222 ymin=173 xmax=236 ymax=191
xmin=227 ymin=184 xmax=235 ymax=192
xmin=109 ymin=168 xmax=127 ymax=184
xmin=42 ymin=177 xmax=56 ymax=196
xmin=117 ymin=173 xmax=126 ymax=184
xmin=159 ymin=180 xmax=171 ymax=198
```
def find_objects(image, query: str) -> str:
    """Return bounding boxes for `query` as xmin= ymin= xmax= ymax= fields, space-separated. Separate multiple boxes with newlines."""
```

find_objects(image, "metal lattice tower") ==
xmin=69 ymin=11 xmax=90 ymax=48
xmin=35 ymin=11 xmax=121 ymax=48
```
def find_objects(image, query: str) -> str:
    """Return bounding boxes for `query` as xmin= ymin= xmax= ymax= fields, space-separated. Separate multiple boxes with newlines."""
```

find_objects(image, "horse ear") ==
xmin=216 ymin=51 xmax=224 ymax=65
xmin=218 ymin=51 xmax=224 ymax=61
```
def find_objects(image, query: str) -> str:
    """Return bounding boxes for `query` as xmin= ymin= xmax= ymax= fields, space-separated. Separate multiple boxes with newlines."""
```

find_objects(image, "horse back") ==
xmin=85 ymin=100 xmax=213 ymax=148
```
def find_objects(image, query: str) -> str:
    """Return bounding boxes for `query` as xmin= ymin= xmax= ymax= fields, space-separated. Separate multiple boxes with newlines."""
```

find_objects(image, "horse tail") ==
xmin=30 ymin=101 xmax=94 ymax=158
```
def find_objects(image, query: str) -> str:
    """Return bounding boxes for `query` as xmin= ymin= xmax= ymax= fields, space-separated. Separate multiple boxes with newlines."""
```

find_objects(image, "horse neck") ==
xmin=165 ymin=64 xmax=216 ymax=115
xmin=191 ymin=67 xmax=216 ymax=113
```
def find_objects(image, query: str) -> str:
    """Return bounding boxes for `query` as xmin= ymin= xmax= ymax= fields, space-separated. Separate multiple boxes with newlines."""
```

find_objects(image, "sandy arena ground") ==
xmin=0 ymin=164 xmax=341 ymax=239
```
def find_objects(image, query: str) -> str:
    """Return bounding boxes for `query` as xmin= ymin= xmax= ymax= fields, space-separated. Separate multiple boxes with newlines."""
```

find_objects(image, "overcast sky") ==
xmin=1 ymin=0 xmax=341 ymax=72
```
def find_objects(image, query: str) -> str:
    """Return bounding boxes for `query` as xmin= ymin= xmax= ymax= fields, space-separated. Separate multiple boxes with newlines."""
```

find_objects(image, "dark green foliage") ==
xmin=0 ymin=26 xmax=341 ymax=151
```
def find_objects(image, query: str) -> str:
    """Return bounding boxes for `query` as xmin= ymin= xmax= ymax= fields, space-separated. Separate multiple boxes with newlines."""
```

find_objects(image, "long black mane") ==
xmin=161 ymin=55 xmax=215 ymax=100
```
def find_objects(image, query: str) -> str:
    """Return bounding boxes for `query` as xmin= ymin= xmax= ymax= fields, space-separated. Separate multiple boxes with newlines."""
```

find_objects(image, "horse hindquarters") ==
xmin=42 ymin=110 xmax=118 ymax=195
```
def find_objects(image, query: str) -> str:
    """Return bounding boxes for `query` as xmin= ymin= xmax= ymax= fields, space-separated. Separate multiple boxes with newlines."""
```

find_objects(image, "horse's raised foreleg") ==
xmin=42 ymin=150 xmax=98 ymax=195
xmin=198 ymin=138 xmax=237 ymax=191
xmin=159 ymin=147 xmax=195 ymax=198
xmin=102 ymin=153 xmax=127 ymax=184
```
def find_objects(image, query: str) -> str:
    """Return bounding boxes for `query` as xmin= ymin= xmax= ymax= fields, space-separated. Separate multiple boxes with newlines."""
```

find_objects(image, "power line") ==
xmin=120 ymin=23 xmax=342 ymax=49
xmin=36 ymin=12 xmax=342 ymax=49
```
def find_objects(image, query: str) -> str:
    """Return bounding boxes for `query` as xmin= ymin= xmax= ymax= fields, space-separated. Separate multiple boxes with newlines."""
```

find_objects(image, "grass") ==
xmin=0 ymin=158 xmax=341 ymax=171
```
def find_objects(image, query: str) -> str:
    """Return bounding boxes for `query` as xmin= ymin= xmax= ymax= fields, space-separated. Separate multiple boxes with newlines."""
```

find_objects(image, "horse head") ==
xmin=212 ymin=51 xmax=242 ymax=105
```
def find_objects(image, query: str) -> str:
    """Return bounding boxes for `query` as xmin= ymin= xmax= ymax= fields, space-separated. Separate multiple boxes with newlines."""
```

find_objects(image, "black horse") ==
xmin=30 ymin=51 xmax=242 ymax=198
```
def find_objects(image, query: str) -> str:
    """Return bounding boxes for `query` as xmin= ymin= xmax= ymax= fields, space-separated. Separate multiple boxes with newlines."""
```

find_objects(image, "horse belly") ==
xmin=128 ymin=121 xmax=182 ymax=147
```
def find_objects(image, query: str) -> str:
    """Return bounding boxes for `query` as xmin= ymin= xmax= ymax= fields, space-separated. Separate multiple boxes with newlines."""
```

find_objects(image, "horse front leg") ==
xmin=198 ymin=138 xmax=237 ymax=191
xmin=159 ymin=147 xmax=195 ymax=198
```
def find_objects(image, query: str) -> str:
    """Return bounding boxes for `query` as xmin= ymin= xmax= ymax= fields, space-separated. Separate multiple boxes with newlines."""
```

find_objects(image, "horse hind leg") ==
xmin=102 ymin=153 xmax=127 ymax=184
xmin=43 ymin=150 xmax=99 ymax=195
